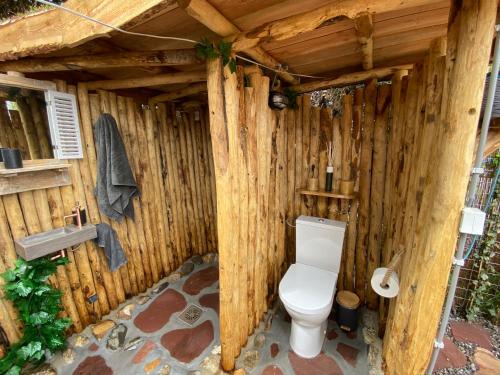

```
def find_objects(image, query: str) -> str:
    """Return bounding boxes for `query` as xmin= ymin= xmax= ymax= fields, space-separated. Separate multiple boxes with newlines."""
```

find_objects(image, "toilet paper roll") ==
xmin=371 ymin=267 xmax=400 ymax=298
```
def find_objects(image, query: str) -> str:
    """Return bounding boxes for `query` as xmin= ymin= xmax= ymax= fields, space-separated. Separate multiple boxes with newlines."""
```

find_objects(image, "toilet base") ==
xmin=290 ymin=319 xmax=328 ymax=358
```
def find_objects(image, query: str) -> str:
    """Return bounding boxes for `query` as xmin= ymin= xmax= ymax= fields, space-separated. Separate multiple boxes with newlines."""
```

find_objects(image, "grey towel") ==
xmin=95 ymin=223 xmax=127 ymax=271
xmin=94 ymin=113 xmax=139 ymax=221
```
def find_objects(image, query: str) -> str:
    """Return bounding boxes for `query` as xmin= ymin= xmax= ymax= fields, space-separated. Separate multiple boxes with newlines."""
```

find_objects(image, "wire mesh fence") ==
xmin=454 ymin=153 xmax=499 ymax=320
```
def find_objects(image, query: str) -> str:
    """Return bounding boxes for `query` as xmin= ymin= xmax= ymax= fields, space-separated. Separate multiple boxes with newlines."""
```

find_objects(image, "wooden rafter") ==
xmin=290 ymin=64 xmax=413 ymax=93
xmin=149 ymin=82 xmax=207 ymax=104
xmin=0 ymin=49 xmax=199 ymax=73
xmin=0 ymin=0 xmax=175 ymax=61
xmin=177 ymin=0 xmax=299 ymax=85
xmin=228 ymin=0 xmax=439 ymax=52
xmin=85 ymin=71 xmax=206 ymax=90
xmin=354 ymin=13 xmax=374 ymax=70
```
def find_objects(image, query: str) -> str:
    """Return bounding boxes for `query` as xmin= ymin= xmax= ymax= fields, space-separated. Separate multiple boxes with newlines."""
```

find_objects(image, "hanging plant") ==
xmin=0 ymin=257 xmax=71 ymax=375
xmin=195 ymin=38 xmax=237 ymax=73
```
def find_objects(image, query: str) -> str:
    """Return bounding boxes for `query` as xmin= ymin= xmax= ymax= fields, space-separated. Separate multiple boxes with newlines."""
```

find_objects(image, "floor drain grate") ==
xmin=178 ymin=304 xmax=203 ymax=326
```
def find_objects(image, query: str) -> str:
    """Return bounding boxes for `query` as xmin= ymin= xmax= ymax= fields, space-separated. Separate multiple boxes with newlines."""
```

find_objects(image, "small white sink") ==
xmin=15 ymin=224 xmax=97 ymax=260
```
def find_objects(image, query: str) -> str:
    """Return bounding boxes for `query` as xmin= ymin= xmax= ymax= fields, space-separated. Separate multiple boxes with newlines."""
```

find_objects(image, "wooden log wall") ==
xmin=208 ymin=55 xmax=404 ymax=370
xmin=0 ymin=83 xmax=216 ymax=344
xmin=382 ymin=1 xmax=496 ymax=373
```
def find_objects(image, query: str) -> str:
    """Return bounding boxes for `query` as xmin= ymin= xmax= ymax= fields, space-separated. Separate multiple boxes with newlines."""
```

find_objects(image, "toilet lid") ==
xmin=279 ymin=263 xmax=337 ymax=314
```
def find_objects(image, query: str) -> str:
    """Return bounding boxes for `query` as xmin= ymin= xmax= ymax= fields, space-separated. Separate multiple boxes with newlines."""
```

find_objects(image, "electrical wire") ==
xmin=35 ymin=0 xmax=328 ymax=80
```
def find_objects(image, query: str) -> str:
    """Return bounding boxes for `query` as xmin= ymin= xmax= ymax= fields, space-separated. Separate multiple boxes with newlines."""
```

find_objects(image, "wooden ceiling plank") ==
xmin=229 ymin=0 xmax=440 ymax=51
xmin=85 ymin=71 xmax=206 ymax=90
xmin=0 ymin=0 xmax=170 ymax=61
xmin=290 ymin=64 xmax=413 ymax=93
xmin=149 ymin=82 xmax=207 ymax=104
xmin=0 ymin=49 xmax=200 ymax=73
xmin=354 ymin=13 xmax=374 ymax=70
xmin=177 ymin=0 xmax=299 ymax=84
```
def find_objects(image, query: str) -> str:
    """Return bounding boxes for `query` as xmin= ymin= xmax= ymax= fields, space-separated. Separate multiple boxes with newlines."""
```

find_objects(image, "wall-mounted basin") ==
xmin=15 ymin=224 xmax=97 ymax=260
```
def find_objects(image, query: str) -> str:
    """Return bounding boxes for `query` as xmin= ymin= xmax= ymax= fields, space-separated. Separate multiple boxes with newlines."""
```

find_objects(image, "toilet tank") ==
xmin=296 ymin=215 xmax=347 ymax=274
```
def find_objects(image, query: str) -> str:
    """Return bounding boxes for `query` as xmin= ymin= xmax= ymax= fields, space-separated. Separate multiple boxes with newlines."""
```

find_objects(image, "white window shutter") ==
xmin=45 ymin=90 xmax=83 ymax=159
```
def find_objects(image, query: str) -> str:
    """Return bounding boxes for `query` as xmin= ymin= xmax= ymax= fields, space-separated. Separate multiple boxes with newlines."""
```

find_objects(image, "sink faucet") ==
xmin=64 ymin=202 xmax=82 ymax=229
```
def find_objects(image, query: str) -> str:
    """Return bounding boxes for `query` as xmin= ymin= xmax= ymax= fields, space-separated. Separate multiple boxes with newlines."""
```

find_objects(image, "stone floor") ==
xmin=235 ymin=303 xmax=370 ymax=375
xmin=48 ymin=254 xmax=221 ymax=375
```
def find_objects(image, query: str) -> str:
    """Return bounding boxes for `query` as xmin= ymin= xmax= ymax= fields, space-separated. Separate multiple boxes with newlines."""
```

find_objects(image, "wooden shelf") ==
xmin=299 ymin=189 xmax=356 ymax=200
xmin=0 ymin=159 xmax=71 ymax=195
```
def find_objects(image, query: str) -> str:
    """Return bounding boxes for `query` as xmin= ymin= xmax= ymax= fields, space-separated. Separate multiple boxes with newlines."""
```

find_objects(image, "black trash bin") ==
xmin=335 ymin=290 xmax=360 ymax=332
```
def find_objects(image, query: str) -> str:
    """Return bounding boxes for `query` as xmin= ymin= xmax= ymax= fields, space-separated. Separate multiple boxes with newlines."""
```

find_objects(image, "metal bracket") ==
xmin=472 ymin=167 xmax=485 ymax=175
xmin=453 ymin=258 xmax=465 ymax=267
xmin=434 ymin=340 xmax=444 ymax=349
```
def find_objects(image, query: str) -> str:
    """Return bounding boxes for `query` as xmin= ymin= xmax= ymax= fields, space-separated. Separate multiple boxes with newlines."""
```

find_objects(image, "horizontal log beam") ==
xmin=85 ymin=71 xmax=206 ymax=90
xmin=290 ymin=64 xmax=413 ymax=93
xmin=0 ymin=49 xmax=199 ymax=73
xmin=0 ymin=0 xmax=173 ymax=61
xmin=229 ymin=0 xmax=438 ymax=51
xmin=149 ymin=82 xmax=207 ymax=104
xmin=177 ymin=0 xmax=299 ymax=85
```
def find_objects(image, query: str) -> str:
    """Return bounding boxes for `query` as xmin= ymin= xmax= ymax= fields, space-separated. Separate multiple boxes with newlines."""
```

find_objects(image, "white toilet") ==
xmin=279 ymin=215 xmax=346 ymax=358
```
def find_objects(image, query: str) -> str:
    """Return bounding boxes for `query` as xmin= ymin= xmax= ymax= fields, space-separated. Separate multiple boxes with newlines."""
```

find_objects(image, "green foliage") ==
xmin=283 ymin=88 xmax=299 ymax=109
xmin=195 ymin=38 xmax=238 ymax=73
xmin=0 ymin=0 xmax=66 ymax=21
xmin=466 ymin=155 xmax=500 ymax=323
xmin=0 ymin=257 xmax=71 ymax=375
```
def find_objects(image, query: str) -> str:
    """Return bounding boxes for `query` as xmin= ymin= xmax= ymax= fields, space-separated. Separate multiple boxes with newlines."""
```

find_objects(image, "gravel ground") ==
xmin=434 ymin=315 xmax=499 ymax=375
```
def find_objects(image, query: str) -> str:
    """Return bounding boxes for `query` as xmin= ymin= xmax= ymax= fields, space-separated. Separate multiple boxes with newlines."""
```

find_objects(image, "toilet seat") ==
xmin=279 ymin=263 xmax=338 ymax=315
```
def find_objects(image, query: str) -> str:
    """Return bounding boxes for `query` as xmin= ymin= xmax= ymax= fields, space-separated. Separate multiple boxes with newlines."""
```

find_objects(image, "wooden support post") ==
xmin=383 ymin=1 xmax=496 ymax=373
xmin=354 ymin=13 xmax=374 ymax=70
xmin=366 ymin=84 xmax=391 ymax=310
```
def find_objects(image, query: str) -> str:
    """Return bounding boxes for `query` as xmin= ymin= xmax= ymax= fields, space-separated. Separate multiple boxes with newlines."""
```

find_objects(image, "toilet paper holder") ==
xmin=371 ymin=247 xmax=405 ymax=298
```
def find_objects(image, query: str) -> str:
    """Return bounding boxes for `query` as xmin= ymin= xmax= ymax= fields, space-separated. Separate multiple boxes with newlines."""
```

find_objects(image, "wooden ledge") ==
xmin=299 ymin=189 xmax=356 ymax=200
xmin=0 ymin=159 xmax=71 ymax=195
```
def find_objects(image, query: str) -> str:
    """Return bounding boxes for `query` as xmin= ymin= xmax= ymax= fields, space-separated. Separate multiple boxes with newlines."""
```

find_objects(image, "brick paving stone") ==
xmin=199 ymin=292 xmax=219 ymax=315
xmin=288 ymin=351 xmax=343 ymax=375
xmin=262 ymin=365 xmax=284 ymax=375
xmin=161 ymin=320 xmax=214 ymax=363
xmin=183 ymin=267 xmax=219 ymax=295
xmin=336 ymin=343 xmax=359 ymax=367
xmin=434 ymin=338 xmax=467 ymax=372
xmin=450 ymin=321 xmax=492 ymax=350
xmin=134 ymin=289 xmax=186 ymax=333
xmin=73 ymin=355 xmax=113 ymax=375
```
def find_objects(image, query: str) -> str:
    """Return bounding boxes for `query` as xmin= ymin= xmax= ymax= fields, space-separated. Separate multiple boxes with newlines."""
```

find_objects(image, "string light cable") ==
xmin=35 ymin=0 xmax=328 ymax=80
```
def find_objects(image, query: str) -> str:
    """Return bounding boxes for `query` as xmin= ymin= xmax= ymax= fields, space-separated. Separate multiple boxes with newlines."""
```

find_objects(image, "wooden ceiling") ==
xmin=0 ymin=0 xmax=452 ymax=94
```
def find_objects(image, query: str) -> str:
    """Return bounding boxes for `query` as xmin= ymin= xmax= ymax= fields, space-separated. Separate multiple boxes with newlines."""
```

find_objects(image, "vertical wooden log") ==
xmin=317 ymin=109 xmax=331 ymax=217
xmin=245 ymin=86 xmax=258 ymax=330
xmin=285 ymin=107 xmax=296 ymax=265
xmin=15 ymin=97 xmax=41 ymax=158
xmin=328 ymin=116 xmax=343 ymax=220
xmin=207 ymin=57 xmax=239 ymax=371
xmin=338 ymin=95 xmax=352 ymax=290
xmin=383 ymin=1 xmax=495 ymax=372
xmin=77 ymin=84 xmax=125 ymax=306
xmin=236 ymin=68 xmax=249 ymax=345
xmin=301 ymin=95 xmax=312 ymax=214
xmin=144 ymin=108 xmax=172 ymax=273
xmin=366 ymin=84 xmax=391 ymax=310
xmin=356 ymin=79 xmax=377 ymax=302
xmin=125 ymin=98 xmax=160 ymax=283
